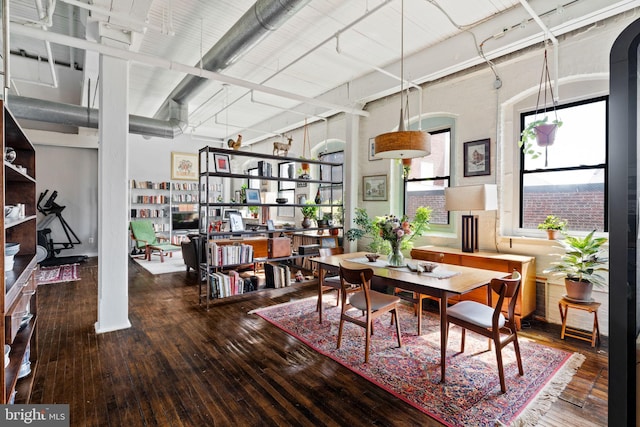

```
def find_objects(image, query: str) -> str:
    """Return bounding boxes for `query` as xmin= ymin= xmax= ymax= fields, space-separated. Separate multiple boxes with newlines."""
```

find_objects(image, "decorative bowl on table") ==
xmin=365 ymin=253 xmax=379 ymax=262
xmin=421 ymin=262 xmax=438 ymax=272
xmin=275 ymin=198 xmax=288 ymax=204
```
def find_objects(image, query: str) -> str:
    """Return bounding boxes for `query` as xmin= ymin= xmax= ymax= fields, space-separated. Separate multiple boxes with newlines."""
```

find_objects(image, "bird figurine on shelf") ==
xmin=227 ymin=134 xmax=242 ymax=150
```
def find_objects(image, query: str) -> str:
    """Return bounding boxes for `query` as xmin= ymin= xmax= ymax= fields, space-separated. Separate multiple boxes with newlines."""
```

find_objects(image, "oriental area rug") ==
xmin=252 ymin=297 xmax=585 ymax=427
xmin=36 ymin=263 xmax=80 ymax=285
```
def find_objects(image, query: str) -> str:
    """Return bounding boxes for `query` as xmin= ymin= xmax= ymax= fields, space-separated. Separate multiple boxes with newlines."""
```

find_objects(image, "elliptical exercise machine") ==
xmin=36 ymin=190 xmax=88 ymax=266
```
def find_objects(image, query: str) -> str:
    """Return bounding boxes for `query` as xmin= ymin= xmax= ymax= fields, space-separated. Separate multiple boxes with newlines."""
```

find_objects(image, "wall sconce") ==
xmin=444 ymin=184 xmax=497 ymax=252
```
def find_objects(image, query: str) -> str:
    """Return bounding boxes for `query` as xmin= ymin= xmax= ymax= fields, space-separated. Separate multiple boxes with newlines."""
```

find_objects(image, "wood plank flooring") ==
xmin=29 ymin=258 xmax=608 ymax=426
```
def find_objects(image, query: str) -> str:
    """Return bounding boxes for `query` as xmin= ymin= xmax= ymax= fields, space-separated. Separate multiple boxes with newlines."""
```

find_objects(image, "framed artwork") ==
xmin=320 ymin=236 xmax=337 ymax=248
xmin=228 ymin=212 xmax=244 ymax=232
xmin=463 ymin=139 xmax=490 ymax=177
xmin=266 ymin=219 xmax=275 ymax=231
xmin=213 ymin=153 xmax=231 ymax=173
xmin=363 ymin=175 xmax=387 ymax=201
xmin=245 ymin=188 xmax=261 ymax=204
xmin=223 ymin=209 xmax=239 ymax=219
xmin=368 ymin=138 xmax=380 ymax=161
xmin=171 ymin=152 xmax=198 ymax=181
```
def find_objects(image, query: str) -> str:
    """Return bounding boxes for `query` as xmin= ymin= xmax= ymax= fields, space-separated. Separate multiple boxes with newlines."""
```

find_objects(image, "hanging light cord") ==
xmin=398 ymin=0 xmax=406 ymax=132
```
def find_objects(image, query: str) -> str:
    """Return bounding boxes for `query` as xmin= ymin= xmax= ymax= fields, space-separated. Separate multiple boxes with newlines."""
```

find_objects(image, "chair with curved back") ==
xmin=130 ymin=220 xmax=180 ymax=262
xmin=394 ymin=252 xmax=444 ymax=335
xmin=315 ymin=247 xmax=345 ymax=311
xmin=337 ymin=264 xmax=402 ymax=363
xmin=446 ymin=270 xmax=523 ymax=393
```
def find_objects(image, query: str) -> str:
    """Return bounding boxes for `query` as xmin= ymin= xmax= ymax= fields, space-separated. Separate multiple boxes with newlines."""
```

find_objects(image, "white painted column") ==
xmin=344 ymin=113 xmax=359 ymax=252
xmin=95 ymin=53 xmax=131 ymax=333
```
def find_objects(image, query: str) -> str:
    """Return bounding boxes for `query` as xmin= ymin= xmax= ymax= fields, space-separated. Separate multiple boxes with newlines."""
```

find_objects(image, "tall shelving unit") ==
xmin=1 ymin=101 xmax=38 ymax=404
xmin=197 ymin=146 xmax=343 ymax=307
xmin=129 ymin=180 xmax=171 ymax=233
xmin=170 ymin=181 xmax=199 ymax=244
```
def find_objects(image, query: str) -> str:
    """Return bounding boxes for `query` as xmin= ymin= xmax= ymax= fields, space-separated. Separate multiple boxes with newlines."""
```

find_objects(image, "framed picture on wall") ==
xmin=363 ymin=175 xmax=387 ymax=201
xmin=463 ymin=139 xmax=490 ymax=177
xmin=171 ymin=152 xmax=198 ymax=181
xmin=368 ymin=138 xmax=381 ymax=161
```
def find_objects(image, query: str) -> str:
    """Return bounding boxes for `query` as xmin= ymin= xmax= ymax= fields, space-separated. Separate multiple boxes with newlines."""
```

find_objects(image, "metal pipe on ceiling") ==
xmin=155 ymin=0 xmax=312 ymax=120
xmin=9 ymin=23 xmax=367 ymax=139
xmin=8 ymin=95 xmax=184 ymax=138
xmin=192 ymin=0 xmax=393 ymax=134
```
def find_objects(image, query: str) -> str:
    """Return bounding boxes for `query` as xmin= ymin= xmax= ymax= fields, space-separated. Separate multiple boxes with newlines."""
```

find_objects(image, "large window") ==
xmin=520 ymin=97 xmax=607 ymax=232
xmin=404 ymin=129 xmax=451 ymax=224
xmin=319 ymin=151 xmax=344 ymax=220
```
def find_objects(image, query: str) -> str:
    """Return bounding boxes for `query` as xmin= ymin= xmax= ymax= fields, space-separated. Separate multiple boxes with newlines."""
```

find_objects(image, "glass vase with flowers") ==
xmin=347 ymin=207 xmax=432 ymax=267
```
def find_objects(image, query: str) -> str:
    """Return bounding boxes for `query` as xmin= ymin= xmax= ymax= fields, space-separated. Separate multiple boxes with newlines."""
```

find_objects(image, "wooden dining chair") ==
xmin=337 ymin=264 xmax=402 ymax=363
xmin=315 ymin=247 xmax=345 ymax=311
xmin=446 ymin=270 xmax=523 ymax=393
xmin=394 ymin=252 xmax=444 ymax=335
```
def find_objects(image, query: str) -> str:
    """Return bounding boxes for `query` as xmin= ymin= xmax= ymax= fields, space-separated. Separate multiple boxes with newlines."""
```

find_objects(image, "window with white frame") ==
xmin=404 ymin=129 xmax=451 ymax=224
xmin=520 ymin=96 xmax=608 ymax=232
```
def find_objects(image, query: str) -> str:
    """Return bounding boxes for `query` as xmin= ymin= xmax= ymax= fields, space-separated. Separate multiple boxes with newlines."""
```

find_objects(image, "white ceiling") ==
xmin=3 ymin=0 xmax=638 ymax=144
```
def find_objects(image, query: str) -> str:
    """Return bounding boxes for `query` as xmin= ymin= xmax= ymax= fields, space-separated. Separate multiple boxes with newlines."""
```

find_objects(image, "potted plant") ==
xmin=248 ymin=206 xmax=259 ymax=218
xmin=537 ymin=215 xmax=567 ymax=239
xmin=317 ymin=212 xmax=331 ymax=228
xmin=543 ymin=230 xmax=608 ymax=302
xmin=518 ymin=49 xmax=562 ymax=166
xmin=300 ymin=201 xmax=318 ymax=229
xmin=519 ymin=116 xmax=563 ymax=159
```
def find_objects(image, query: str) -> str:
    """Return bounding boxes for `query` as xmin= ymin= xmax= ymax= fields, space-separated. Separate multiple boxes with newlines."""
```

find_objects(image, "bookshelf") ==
xmin=197 ymin=146 xmax=343 ymax=308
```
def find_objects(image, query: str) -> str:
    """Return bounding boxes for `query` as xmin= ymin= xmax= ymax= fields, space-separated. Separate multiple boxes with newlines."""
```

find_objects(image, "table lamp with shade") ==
xmin=444 ymin=184 xmax=497 ymax=253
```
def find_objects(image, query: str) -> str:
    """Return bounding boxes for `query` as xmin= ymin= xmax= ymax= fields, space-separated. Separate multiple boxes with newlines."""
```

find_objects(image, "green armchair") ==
xmin=129 ymin=220 xmax=180 ymax=262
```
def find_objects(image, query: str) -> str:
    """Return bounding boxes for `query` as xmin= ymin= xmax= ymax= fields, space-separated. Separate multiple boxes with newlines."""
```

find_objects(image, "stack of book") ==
xmin=264 ymin=263 xmax=291 ymax=289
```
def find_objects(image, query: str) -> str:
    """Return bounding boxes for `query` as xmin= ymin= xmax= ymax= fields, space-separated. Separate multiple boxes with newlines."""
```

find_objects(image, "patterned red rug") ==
xmin=252 ymin=297 xmax=584 ymax=427
xmin=36 ymin=263 xmax=80 ymax=285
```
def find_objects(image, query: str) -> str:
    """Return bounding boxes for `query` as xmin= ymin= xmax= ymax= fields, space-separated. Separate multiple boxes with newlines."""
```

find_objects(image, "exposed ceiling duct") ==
xmin=153 ymin=0 xmax=312 ymax=120
xmin=8 ymin=95 xmax=184 ymax=138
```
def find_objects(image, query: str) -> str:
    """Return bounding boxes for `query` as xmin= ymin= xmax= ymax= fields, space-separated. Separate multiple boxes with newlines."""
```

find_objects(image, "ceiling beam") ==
xmin=10 ymin=24 xmax=369 ymax=118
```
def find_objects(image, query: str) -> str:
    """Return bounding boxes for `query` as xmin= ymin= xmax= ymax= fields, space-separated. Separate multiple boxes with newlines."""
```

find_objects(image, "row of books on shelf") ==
xmin=134 ymin=195 xmax=168 ymax=204
xmin=209 ymin=270 xmax=251 ymax=298
xmin=131 ymin=180 xmax=170 ymax=189
xmin=208 ymin=262 xmax=293 ymax=299
xmin=208 ymin=241 xmax=255 ymax=266
xmin=130 ymin=208 xmax=169 ymax=218
xmin=172 ymin=194 xmax=198 ymax=203
xmin=172 ymin=182 xmax=199 ymax=191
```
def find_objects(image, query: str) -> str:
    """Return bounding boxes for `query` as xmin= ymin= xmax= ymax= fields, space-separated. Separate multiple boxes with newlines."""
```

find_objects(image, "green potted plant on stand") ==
xmin=537 ymin=215 xmax=567 ymax=239
xmin=543 ymin=230 xmax=608 ymax=302
xmin=300 ymin=201 xmax=318 ymax=229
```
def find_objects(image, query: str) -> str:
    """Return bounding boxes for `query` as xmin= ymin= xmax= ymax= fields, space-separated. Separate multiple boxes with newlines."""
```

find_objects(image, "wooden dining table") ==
xmin=311 ymin=251 xmax=508 ymax=383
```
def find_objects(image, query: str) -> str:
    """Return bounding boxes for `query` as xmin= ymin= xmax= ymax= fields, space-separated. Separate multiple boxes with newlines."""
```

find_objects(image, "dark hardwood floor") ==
xmin=29 ymin=258 xmax=608 ymax=426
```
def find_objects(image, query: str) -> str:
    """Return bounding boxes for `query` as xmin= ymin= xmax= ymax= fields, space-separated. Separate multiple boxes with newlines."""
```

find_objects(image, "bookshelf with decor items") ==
xmin=170 ymin=181 xmax=199 ymax=244
xmin=197 ymin=146 xmax=343 ymax=308
xmin=2 ymin=102 xmax=39 ymax=404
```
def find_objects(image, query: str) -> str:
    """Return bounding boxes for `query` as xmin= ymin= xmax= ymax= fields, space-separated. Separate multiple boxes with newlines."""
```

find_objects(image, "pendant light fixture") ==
xmin=374 ymin=0 xmax=430 ymax=160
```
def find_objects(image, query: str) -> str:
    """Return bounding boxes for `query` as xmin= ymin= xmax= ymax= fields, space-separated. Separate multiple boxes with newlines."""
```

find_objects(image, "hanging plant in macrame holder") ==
xmin=519 ymin=48 xmax=563 ymax=167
